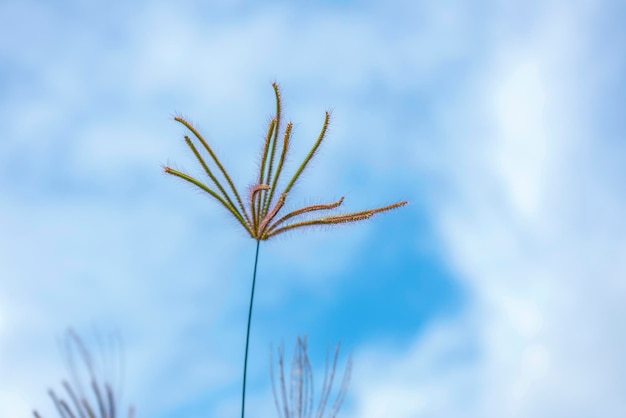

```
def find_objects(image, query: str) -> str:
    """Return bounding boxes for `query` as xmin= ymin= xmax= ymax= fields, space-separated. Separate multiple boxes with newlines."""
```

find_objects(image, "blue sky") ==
xmin=1 ymin=0 xmax=626 ymax=417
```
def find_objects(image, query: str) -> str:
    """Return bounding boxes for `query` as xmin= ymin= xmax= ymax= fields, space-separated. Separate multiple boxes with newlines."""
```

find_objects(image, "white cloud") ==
xmin=350 ymin=1 xmax=626 ymax=418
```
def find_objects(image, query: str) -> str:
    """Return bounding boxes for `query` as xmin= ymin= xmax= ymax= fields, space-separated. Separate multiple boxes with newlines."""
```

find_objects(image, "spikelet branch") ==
xmin=283 ymin=111 xmax=330 ymax=196
xmin=263 ymin=197 xmax=345 ymax=238
xmin=368 ymin=200 xmax=409 ymax=215
xmin=261 ymin=83 xmax=283 ymax=213
xmin=164 ymin=166 xmax=252 ymax=235
xmin=257 ymin=119 xmax=277 ymax=224
xmin=313 ymin=201 xmax=410 ymax=224
xmin=174 ymin=116 xmax=250 ymax=222
xmin=249 ymin=184 xmax=270 ymax=234
xmin=183 ymin=135 xmax=248 ymax=224
xmin=263 ymin=212 xmax=372 ymax=240
xmin=263 ymin=122 xmax=293 ymax=218
xmin=258 ymin=193 xmax=287 ymax=235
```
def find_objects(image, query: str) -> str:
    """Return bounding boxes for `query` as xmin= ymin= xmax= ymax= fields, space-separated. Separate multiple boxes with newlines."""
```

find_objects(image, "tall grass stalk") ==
xmin=164 ymin=83 xmax=407 ymax=418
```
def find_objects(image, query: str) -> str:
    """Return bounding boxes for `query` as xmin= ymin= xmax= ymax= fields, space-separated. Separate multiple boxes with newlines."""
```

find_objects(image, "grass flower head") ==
xmin=164 ymin=83 xmax=408 ymax=241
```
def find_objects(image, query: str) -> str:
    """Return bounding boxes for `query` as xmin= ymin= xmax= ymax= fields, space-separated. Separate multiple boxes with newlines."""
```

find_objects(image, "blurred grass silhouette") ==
xmin=34 ymin=330 xmax=134 ymax=418
xmin=271 ymin=337 xmax=352 ymax=418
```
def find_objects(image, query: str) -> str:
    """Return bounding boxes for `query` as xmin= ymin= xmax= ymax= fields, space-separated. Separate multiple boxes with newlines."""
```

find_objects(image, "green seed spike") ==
xmin=257 ymin=119 xmax=277 ymax=225
xmin=250 ymin=184 xmax=270 ymax=233
xmin=174 ymin=116 xmax=250 ymax=224
xmin=164 ymin=166 xmax=252 ymax=236
xmin=262 ymin=197 xmax=345 ymax=239
xmin=283 ymin=111 xmax=330 ymax=197
xmin=258 ymin=193 xmax=287 ymax=235
xmin=183 ymin=135 xmax=247 ymax=224
xmin=261 ymin=83 xmax=283 ymax=214
xmin=263 ymin=122 xmax=292 ymax=218
xmin=263 ymin=212 xmax=374 ymax=240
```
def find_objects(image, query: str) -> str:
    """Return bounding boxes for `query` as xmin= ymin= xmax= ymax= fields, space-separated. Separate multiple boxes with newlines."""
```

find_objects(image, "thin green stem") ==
xmin=241 ymin=240 xmax=261 ymax=418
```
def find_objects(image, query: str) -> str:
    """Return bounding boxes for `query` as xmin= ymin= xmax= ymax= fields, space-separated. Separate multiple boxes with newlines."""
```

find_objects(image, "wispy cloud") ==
xmin=349 ymin=1 xmax=626 ymax=417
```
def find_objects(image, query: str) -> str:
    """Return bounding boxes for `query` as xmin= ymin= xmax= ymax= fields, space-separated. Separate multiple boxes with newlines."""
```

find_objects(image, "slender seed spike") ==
xmin=262 ymin=84 xmax=283 ymax=213
xmin=324 ymin=213 xmax=374 ymax=223
xmin=263 ymin=122 xmax=293 ymax=218
xmin=257 ymin=119 xmax=277 ymax=223
xmin=263 ymin=131 xmax=279 ymax=211
xmin=249 ymin=184 xmax=270 ymax=209
xmin=258 ymin=193 xmax=287 ymax=236
xmin=314 ymin=201 xmax=409 ymax=224
xmin=165 ymin=167 xmax=253 ymax=236
xmin=264 ymin=212 xmax=373 ymax=240
xmin=258 ymin=119 xmax=277 ymax=186
xmin=369 ymin=200 xmax=409 ymax=214
xmin=310 ymin=200 xmax=409 ymax=226
xmin=249 ymin=184 xmax=270 ymax=235
xmin=184 ymin=136 xmax=249 ymax=225
xmin=264 ymin=197 xmax=345 ymax=237
xmin=272 ymin=83 xmax=283 ymax=148
xmin=174 ymin=117 xmax=250 ymax=223
xmin=257 ymin=120 xmax=276 ymax=190
xmin=283 ymin=111 xmax=330 ymax=196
